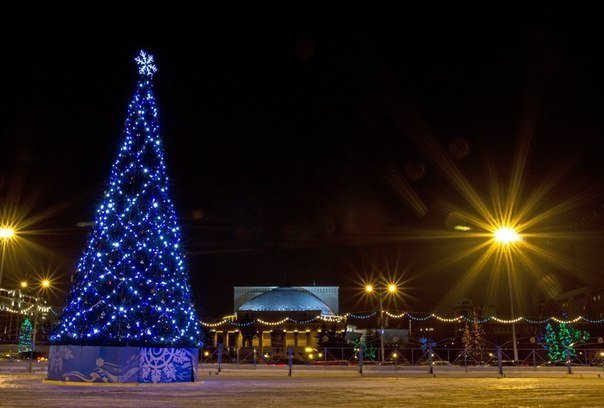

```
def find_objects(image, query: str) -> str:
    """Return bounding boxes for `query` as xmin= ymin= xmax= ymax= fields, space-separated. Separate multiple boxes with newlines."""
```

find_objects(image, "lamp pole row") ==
xmin=365 ymin=283 xmax=397 ymax=365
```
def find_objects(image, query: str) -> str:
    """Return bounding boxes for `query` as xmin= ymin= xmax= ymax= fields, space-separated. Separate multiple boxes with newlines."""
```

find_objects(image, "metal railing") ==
xmin=199 ymin=343 xmax=604 ymax=374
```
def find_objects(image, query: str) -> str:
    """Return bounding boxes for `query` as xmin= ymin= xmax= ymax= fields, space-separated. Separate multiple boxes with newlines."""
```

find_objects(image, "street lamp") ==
xmin=27 ymin=279 xmax=51 ymax=372
xmin=0 ymin=226 xmax=16 ymax=289
xmin=493 ymin=226 xmax=521 ymax=362
xmin=365 ymin=282 xmax=398 ymax=364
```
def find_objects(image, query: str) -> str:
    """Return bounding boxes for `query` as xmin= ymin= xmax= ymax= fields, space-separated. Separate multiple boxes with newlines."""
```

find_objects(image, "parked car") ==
xmin=1 ymin=351 xmax=20 ymax=360
xmin=18 ymin=351 xmax=47 ymax=361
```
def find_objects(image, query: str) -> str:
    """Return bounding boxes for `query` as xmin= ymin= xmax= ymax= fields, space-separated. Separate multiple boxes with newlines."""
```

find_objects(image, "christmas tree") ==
xmin=462 ymin=309 xmax=484 ymax=362
xmin=461 ymin=320 xmax=471 ymax=350
xmin=543 ymin=322 xmax=589 ymax=361
xmin=51 ymin=51 xmax=201 ymax=348
xmin=18 ymin=318 xmax=33 ymax=353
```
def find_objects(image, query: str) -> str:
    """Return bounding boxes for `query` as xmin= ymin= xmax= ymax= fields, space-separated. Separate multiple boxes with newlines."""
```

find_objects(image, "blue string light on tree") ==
xmin=51 ymin=50 xmax=201 ymax=348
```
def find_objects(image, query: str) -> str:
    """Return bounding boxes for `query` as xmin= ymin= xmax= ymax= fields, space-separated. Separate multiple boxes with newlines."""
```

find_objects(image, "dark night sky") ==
xmin=2 ymin=4 xmax=603 ymax=318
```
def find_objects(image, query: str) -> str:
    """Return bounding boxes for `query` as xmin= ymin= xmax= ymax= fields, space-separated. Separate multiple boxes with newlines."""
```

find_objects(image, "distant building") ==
xmin=233 ymin=286 xmax=339 ymax=314
xmin=555 ymin=287 xmax=604 ymax=319
xmin=207 ymin=286 xmax=345 ymax=358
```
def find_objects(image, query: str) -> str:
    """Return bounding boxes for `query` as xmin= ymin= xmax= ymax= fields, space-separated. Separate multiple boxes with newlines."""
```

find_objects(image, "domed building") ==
xmin=238 ymin=286 xmax=335 ymax=316
xmin=207 ymin=286 xmax=345 ymax=358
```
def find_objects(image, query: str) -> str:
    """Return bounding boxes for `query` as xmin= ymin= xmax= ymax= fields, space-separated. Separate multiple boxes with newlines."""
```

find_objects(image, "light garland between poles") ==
xmin=200 ymin=311 xmax=604 ymax=327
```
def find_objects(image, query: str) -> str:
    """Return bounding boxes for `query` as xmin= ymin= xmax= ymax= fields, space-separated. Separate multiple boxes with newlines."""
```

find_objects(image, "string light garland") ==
xmin=344 ymin=312 xmax=377 ymax=319
xmin=0 ymin=301 xmax=51 ymax=316
xmin=1 ymin=304 xmax=49 ymax=315
xmin=201 ymin=319 xmax=230 ymax=328
xmin=231 ymin=320 xmax=255 ymax=327
xmin=582 ymin=317 xmax=604 ymax=323
xmin=491 ymin=316 xmax=524 ymax=324
xmin=406 ymin=312 xmax=432 ymax=321
xmin=384 ymin=311 xmax=407 ymax=319
xmin=256 ymin=317 xmax=290 ymax=326
xmin=317 ymin=315 xmax=345 ymax=322
xmin=50 ymin=51 xmax=201 ymax=347
xmin=432 ymin=314 xmax=465 ymax=322
xmin=199 ymin=312 xmax=604 ymax=327
xmin=289 ymin=317 xmax=321 ymax=324
xmin=551 ymin=316 xmax=583 ymax=324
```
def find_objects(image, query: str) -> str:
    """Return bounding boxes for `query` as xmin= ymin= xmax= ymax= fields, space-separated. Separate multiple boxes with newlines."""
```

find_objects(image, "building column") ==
xmin=259 ymin=330 xmax=264 ymax=355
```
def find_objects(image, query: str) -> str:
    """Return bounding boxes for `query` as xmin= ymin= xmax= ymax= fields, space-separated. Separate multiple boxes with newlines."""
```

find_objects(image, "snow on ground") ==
xmin=1 ymin=366 xmax=603 ymax=407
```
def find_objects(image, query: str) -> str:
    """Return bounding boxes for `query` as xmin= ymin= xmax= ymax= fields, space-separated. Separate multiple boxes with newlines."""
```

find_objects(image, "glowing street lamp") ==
xmin=494 ymin=227 xmax=520 ymax=244
xmin=28 ymin=278 xmax=52 ymax=372
xmin=493 ymin=226 xmax=521 ymax=362
xmin=0 ymin=226 xmax=16 ymax=290
xmin=365 ymin=282 xmax=398 ymax=364
xmin=0 ymin=227 xmax=15 ymax=239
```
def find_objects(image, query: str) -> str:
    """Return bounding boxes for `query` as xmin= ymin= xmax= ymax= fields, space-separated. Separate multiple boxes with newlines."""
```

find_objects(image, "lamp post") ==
xmin=494 ymin=227 xmax=521 ymax=362
xmin=365 ymin=283 xmax=397 ymax=364
xmin=28 ymin=279 xmax=51 ymax=372
xmin=0 ymin=227 xmax=16 ymax=346
xmin=0 ymin=226 xmax=16 ymax=289
xmin=8 ymin=282 xmax=30 ymax=354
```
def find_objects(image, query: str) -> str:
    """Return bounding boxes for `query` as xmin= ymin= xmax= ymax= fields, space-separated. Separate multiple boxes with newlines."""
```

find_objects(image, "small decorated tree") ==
xmin=18 ymin=318 xmax=33 ymax=353
xmin=543 ymin=322 xmax=589 ymax=361
xmin=462 ymin=309 xmax=484 ymax=363
xmin=352 ymin=337 xmax=378 ymax=361
xmin=461 ymin=320 xmax=471 ymax=346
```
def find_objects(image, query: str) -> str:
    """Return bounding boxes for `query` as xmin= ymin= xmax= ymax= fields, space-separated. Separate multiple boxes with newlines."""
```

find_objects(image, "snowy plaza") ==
xmin=1 ymin=366 xmax=604 ymax=407
xmin=2 ymin=8 xmax=604 ymax=408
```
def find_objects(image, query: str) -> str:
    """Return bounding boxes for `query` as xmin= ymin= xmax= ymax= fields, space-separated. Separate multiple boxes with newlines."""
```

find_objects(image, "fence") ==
xmin=200 ymin=343 xmax=604 ymax=371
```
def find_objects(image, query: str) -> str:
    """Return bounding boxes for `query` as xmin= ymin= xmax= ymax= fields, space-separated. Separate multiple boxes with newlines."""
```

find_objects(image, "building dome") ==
xmin=238 ymin=287 xmax=334 ymax=316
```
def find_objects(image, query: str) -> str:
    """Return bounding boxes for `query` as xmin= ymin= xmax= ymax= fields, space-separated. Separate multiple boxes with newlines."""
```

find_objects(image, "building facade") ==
xmin=206 ymin=286 xmax=345 ymax=362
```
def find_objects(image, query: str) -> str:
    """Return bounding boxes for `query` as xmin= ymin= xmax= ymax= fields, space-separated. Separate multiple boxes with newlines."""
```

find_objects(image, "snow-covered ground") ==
xmin=1 ymin=366 xmax=603 ymax=407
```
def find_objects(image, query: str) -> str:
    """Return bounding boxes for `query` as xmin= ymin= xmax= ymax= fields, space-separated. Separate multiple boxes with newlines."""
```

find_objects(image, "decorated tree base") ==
xmin=48 ymin=345 xmax=198 ymax=383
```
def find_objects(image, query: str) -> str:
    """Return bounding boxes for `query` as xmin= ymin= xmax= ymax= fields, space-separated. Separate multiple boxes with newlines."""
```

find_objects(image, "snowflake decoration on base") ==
xmin=135 ymin=50 xmax=158 ymax=77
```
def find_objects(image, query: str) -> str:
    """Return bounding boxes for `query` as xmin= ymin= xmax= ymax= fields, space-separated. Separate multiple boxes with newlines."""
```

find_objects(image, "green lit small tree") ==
xmin=352 ymin=336 xmax=378 ymax=360
xmin=18 ymin=318 xmax=33 ymax=353
xmin=543 ymin=322 xmax=589 ymax=362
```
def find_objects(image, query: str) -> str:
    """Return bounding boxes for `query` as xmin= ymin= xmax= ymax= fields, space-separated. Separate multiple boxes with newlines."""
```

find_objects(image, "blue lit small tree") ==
xmin=51 ymin=51 xmax=201 ymax=348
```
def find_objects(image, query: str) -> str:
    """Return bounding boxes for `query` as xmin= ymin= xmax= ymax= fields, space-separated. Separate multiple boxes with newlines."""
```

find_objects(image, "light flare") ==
xmin=494 ymin=227 xmax=521 ymax=244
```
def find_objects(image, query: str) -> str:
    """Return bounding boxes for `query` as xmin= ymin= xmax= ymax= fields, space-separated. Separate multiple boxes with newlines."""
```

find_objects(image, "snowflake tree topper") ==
xmin=135 ymin=50 xmax=158 ymax=78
